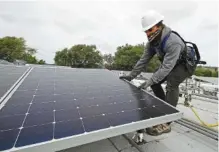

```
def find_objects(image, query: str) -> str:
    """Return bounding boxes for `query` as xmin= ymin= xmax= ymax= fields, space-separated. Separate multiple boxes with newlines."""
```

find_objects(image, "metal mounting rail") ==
xmin=176 ymin=118 xmax=218 ymax=140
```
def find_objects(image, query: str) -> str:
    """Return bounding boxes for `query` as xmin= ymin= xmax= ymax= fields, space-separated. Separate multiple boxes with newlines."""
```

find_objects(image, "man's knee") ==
xmin=166 ymin=81 xmax=179 ymax=92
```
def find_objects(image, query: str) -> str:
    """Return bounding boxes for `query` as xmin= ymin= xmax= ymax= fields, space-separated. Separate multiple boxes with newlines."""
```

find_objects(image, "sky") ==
xmin=0 ymin=0 xmax=218 ymax=66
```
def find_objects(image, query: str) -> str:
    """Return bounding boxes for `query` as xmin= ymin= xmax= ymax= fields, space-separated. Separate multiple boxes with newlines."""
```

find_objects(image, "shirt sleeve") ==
xmin=130 ymin=43 xmax=155 ymax=78
xmin=150 ymin=43 xmax=182 ymax=84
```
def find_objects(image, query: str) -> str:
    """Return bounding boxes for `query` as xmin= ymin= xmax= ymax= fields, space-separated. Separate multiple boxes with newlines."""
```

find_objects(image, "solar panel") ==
xmin=0 ymin=67 xmax=183 ymax=151
xmin=0 ymin=65 xmax=29 ymax=103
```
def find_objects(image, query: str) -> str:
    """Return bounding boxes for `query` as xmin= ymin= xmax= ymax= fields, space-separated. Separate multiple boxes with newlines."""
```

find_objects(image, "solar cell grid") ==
xmin=0 ymin=67 xmax=181 ymax=151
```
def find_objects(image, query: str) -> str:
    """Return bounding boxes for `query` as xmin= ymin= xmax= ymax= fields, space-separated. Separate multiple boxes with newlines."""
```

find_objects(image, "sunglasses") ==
xmin=147 ymin=28 xmax=153 ymax=32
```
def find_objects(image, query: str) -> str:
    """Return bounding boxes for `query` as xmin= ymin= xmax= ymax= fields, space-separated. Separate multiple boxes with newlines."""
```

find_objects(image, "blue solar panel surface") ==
xmin=0 ymin=65 xmax=28 ymax=99
xmin=0 ymin=68 xmax=179 ymax=151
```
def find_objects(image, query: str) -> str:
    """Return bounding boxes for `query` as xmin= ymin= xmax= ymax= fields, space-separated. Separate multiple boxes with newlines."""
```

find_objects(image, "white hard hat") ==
xmin=141 ymin=10 xmax=164 ymax=32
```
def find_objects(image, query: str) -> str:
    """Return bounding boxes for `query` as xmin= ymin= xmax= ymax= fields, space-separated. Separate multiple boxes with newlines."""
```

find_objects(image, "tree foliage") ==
xmin=54 ymin=44 xmax=103 ymax=68
xmin=103 ymin=54 xmax=114 ymax=70
xmin=103 ymin=54 xmax=114 ymax=65
xmin=0 ymin=37 xmax=26 ymax=62
xmin=0 ymin=36 xmax=45 ymax=64
xmin=113 ymin=43 xmax=160 ymax=72
xmin=195 ymin=66 xmax=218 ymax=77
xmin=38 ymin=59 xmax=46 ymax=64
xmin=113 ymin=44 xmax=144 ymax=70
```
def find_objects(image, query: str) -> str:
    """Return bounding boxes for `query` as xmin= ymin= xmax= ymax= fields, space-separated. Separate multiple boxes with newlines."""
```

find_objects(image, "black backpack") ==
xmin=160 ymin=31 xmax=206 ymax=65
xmin=160 ymin=31 xmax=206 ymax=75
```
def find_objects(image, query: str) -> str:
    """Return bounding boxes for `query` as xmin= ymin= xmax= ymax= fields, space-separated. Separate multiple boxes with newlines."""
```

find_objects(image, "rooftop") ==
xmin=60 ymin=122 xmax=218 ymax=152
xmin=0 ymin=65 xmax=218 ymax=152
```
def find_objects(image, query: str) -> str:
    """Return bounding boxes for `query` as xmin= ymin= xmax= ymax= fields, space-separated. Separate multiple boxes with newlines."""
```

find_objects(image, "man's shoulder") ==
xmin=164 ymin=31 xmax=185 ymax=49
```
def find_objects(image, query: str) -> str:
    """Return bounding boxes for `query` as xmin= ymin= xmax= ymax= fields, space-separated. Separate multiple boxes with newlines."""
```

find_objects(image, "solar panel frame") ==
xmin=0 ymin=67 xmax=183 ymax=152
xmin=11 ymin=109 xmax=182 ymax=152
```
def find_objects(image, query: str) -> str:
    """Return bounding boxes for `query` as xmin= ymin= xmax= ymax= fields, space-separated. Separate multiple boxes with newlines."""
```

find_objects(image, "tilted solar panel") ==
xmin=0 ymin=67 xmax=182 ymax=151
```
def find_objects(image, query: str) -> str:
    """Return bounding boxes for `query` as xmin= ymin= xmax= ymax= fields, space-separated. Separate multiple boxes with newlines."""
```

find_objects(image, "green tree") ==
xmin=0 ymin=36 xmax=45 ymax=64
xmin=24 ymin=54 xmax=38 ymax=64
xmin=113 ymin=43 xmax=160 ymax=72
xmin=113 ymin=44 xmax=144 ymax=70
xmin=54 ymin=44 xmax=103 ymax=68
xmin=212 ymin=71 xmax=218 ymax=77
xmin=103 ymin=54 xmax=114 ymax=69
xmin=194 ymin=67 xmax=218 ymax=77
xmin=54 ymin=48 xmax=69 ymax=66
xmin=195 ymin=67 xmax=204 ymax=76
xmin=38 ymin=59 xmax=46 ymax=64
xmin=26 ymin=47 xmax=37 ymax=55
xmin=0 ymin=36 xmax=26 ymax=62
xmin=103 ymin=54 xmax=114 ymax=65
xmin=203 ymin=69 xmax=212 ymax=77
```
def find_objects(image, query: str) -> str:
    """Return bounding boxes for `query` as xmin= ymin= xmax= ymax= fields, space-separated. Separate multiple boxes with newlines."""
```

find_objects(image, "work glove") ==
xmin=137 ymin=78 xmax=153 ymax=90
xmin=119 ymin=75 xmax=134 ymax=81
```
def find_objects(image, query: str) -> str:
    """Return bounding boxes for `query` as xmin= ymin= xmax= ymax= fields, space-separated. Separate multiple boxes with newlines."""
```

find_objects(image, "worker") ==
xmin=120 ymin=10 xmax=198 ymax=137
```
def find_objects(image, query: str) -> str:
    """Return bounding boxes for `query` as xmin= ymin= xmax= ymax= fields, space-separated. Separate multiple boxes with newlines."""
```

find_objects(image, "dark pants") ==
xmin=137 ymin=63 xmax=193 ymax=133
xmin=151 ymin=63 xmax=191 ymax=107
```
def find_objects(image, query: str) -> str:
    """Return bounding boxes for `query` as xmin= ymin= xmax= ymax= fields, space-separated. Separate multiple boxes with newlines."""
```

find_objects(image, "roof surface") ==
xmin=60 ymin=122 xmax=218 ymax=152
xmin=0 ymin=65 xmax=218 ymax=152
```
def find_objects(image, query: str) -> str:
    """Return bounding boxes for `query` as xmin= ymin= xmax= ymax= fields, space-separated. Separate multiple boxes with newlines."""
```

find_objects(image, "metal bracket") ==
xmin=132 ymin=132 xmax=147 ymax=145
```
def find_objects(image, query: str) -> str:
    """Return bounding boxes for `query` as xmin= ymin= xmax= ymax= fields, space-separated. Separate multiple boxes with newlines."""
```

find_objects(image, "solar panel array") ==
xmin=0 ymin=67 xmax=180 ymax=151
xmin=0 ymin=65 xmax=29 ymax=100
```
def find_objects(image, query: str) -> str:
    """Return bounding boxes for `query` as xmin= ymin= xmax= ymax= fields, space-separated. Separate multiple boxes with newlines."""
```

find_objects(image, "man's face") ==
xmin=145 ymin=25 xmax=161 ymax=42
xmin=145 ymin=25 xmax=159 ymax=38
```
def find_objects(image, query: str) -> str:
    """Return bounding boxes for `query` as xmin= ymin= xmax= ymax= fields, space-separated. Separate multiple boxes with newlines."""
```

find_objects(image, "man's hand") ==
xmin=137 ymin=79 xmax=153 ymax=90
xmin=119 ymin=75 xmax=133 ymax=81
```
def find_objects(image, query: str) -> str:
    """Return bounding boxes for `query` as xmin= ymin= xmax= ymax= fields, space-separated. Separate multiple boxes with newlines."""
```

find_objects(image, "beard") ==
xmin=148 ymin=28 xmax=163 ymax=45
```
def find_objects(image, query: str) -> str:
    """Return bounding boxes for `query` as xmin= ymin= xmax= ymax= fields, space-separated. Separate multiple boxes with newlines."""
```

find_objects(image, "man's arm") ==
xmin=149 ymin=43 xmax=182 ymax=84
xmin=129 ymin=43 xmax=155 ymax=78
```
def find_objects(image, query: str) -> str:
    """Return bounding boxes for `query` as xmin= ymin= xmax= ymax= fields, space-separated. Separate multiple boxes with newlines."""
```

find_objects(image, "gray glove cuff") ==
xmin=147 ymin=78 xmax=154 ymax=87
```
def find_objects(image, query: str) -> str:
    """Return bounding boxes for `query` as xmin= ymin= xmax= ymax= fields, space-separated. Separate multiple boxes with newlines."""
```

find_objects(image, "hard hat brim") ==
xmin=142 ymin=18 xmax=164 ymax=32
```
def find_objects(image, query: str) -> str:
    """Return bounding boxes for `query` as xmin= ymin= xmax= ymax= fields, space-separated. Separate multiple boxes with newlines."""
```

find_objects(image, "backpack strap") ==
xmin=161 ymin=31 xmax=185 ymax=52
xmin=171 ymin=31 xmax=201 ymax=63
xmin=160 ymin=32 xmax=171 ymax=53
